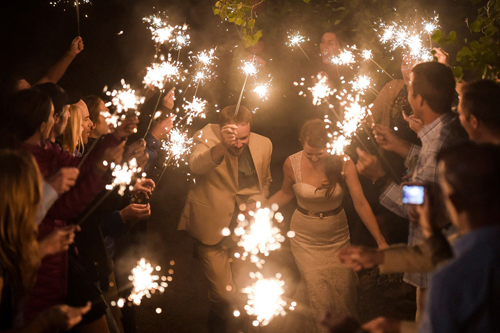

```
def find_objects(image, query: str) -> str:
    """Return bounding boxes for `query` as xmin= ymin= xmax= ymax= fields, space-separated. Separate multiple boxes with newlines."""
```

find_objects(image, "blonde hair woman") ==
xmin=0 ymin=150 xmax=89 ymax=331
xmin=62 ymin=104 xmax=83 ymax=155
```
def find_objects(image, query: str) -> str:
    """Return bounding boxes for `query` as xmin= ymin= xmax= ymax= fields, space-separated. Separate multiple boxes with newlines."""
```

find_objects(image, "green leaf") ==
xmin=334 ymin=19 xmax=342 ymax=25
xmin=485 ymin=25 xmax=499 ymax=37
xmin=452 ymin=66 xmax=463 ymax=78
xmin=213 ymin=8 xmax=220 ymax=15
xmin=303 ymin=0 xmax=310 ymax=3
xmin=235 ymin=18 xmax=243 ymax=25
xmin=470 ymin=20 xmax=482 ymax=33
xmin=253 ymin=30 xmax=263 ymax=40
xmin=248 ymin=19 xmax=255 ymax=29
xmin=431 ymin=30 xmax=443 ymax=43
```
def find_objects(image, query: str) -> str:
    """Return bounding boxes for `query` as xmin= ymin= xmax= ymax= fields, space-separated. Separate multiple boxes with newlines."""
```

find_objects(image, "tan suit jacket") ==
xmin=178 ymin=124 xmax=272 ymax=245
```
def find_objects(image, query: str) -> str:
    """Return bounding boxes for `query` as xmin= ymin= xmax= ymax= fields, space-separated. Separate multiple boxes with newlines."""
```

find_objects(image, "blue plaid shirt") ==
xmin=379 ymin=112 xmax=466 ymax=288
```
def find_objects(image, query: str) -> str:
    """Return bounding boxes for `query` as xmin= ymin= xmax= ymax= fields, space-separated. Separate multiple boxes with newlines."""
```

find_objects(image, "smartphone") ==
xmin=402 ymin=185 xmax=424 ymax=205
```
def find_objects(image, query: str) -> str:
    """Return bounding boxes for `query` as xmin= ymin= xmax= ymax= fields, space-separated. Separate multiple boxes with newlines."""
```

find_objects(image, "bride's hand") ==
xmin=377 ymin=242 xmax=389 ymax=250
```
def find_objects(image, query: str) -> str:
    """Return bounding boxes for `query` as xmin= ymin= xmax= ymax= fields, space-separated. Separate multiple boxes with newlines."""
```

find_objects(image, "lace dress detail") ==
xmin=284 ymin=151 xmax=358 ymax=333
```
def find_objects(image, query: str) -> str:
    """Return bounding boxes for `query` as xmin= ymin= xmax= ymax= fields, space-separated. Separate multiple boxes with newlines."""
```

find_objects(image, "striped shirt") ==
xmin=379 ymin=112 xmax=467 ymax=288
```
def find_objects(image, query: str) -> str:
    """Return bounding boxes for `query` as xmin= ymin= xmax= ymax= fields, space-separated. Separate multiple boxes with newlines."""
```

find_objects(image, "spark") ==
xmin=350 ymin=75 xmax=372 ymax=94
xmin=169 ymin=24 xmax=191 ymax=51
xmin=106 ymin=158 xmax=142 ymax=196
xmin=160 ymin=128 xmax=194 ymax=166
xmin=286 ymin=31 xmax=309 ymax=47
xmin=361 ymin=49 xmax=373 ymax=60
xmin=183 ymin=97 xmax=208 ymax=124
xmin=243 ymin=272 xmax=287 ymax=326
xmin=143 ymin=13 xmax=172 ymax=44
xmin=329 ymin=48 xmax=357 ymax=66
xmin=309 ymin=73 xmax=334 ymax=106
xmin=234 ymin=207 xmax=286 ymax=268
xmin=143 ymin=55 xmax=183 ymax=89
xmin=49 ymin=0 xmax=91 ymax=7
xmin=252 ymin=76 xmax=273 ymax=100
xmin=100 ymin=110 xmax=119 ymax=128
xmin=240 ymin=60 xmax=259 ymax=77
xmin=128 ymin=258 xmax=171 ymax=306
xmin=104 ymin=79 xmax=145 ymax=117
xmin=192 ymin=48 xmax=217 ymax=67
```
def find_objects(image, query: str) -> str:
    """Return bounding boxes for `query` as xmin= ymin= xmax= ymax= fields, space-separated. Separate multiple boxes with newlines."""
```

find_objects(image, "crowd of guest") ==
xmin=0 ymin=30 xmax=499 ymax=333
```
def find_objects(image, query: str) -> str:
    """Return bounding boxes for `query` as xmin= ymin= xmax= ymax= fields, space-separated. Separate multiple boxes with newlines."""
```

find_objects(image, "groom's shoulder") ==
xmin=250 ymin=132 xmax=272 ymax=147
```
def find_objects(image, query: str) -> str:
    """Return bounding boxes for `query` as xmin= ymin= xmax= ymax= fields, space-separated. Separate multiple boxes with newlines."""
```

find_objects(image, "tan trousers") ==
xmin=415 ymin=287 xmax=427 ymax=322
xmin=196 ymin=240 xmax=252 ymax=318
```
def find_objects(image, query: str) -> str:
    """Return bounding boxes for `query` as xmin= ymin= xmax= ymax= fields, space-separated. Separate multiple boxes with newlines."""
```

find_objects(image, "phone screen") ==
xmin=402 ymin=185 xmax=424 ymax=205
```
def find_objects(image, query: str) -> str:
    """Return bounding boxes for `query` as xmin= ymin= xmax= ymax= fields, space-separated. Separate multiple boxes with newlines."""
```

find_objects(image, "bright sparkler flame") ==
xmin=286 ymin=31 xmax=309 ymax=47
xmin=105 ymin=79 xmax=145 ymax=118
xmin=241 ymin=60 xmax=259 ymax=77
xmin=127 ymin=258 xmax=170 ymax=306
xmin=350 ymin=75 xmax=372 ymax=94
xmin=143 ymin=56 xmax=183 ymax=89
xmin=190 ymin=48 xmax=218 ymax=83
xmin=49 ymin=0 xmax=91 ymax=7
xmin=252 ymin=76 xmax=272 ymax=100
xmin=169 ymin=24 xmax=191 ymax=50
xmin=143 ymin=13 xmax=172 ymax=44
xmin=106 ymin=158 xmax=141 ymax=196
xmin=243 ymin=272 xmax=287 ymax=326
xmin=309 ymin=73 xmax=335 ymax=106
xmin=161 ymin=128 xmax=194 ymax=165
xmin=329 ymin=48 xmax=356 ymax=66
xmin=234 ymin=207 xmax=285 ymax=268
xmin=361 ymin=49 xmax=373 ymax=60
xmin=377 ymin=14 xmax=440 ymax=62
xmin=183 ymin=97 xmax=208 ymax=124
xmin=100 ymin=111 xmax=119 ymax=128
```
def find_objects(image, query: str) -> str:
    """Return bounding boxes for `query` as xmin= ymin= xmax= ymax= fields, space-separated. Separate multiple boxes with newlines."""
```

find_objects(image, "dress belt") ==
xmin=296 ymin=205 xmax=343 ymax=219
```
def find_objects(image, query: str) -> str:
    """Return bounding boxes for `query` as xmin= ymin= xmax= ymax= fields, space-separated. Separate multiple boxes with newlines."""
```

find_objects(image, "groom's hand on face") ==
xmin=220 ymin=124 xmax=238 ymax=149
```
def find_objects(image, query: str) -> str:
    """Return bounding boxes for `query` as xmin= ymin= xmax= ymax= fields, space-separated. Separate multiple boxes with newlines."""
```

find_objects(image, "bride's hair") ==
xmin=299 ymin=119 xmax=344 ymax=198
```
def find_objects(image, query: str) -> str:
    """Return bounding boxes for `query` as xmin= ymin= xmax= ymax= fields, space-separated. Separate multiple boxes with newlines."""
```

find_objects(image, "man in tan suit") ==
xmin=179 ymin=105 xmax=272 ymax=332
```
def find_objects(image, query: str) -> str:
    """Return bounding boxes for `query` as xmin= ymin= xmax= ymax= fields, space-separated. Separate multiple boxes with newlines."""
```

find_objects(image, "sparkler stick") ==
xmin=286 ymin=31 xmax=312 ymax=63
xmin=369 ymin=59 xmax=394 ymax=80
xmin=235 ymin=60 xmax=259 ymax=115
xmin=75 ymin=0 xmax=80 ymax=36
xmin=77 ymin=188 xmax=115 ymax=226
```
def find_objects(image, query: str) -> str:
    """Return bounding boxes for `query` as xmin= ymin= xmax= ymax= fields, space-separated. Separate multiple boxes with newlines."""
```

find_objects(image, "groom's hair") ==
xmin=219 ymin=105 xmax=252 ymax=127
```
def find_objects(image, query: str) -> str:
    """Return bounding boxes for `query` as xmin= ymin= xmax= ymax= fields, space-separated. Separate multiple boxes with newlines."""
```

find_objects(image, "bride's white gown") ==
xmin=286 ymin=151 xmax=358 ymax=333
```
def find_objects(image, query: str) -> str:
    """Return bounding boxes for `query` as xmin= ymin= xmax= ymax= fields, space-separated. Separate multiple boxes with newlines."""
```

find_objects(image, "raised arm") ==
xmin=267 ymin=158 xmax=296 ymax=209
xmin=35 ymin=37 xmax=84 ymax=85
xmin=344 ymin=157 xmax=388 ymax=248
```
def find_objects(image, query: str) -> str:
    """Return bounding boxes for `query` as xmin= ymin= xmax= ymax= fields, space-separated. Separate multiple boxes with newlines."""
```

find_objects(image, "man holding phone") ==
xmin=355 ymin=62 xmax=468 ymax=319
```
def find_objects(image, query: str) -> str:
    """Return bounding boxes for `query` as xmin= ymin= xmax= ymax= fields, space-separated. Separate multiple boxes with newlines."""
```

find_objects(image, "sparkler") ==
xmin=243 ymin=272 xmax=287 ymax=326
xmin=105 ymin=79 xmax=145 ymax=120
xmin=329 ymin=47 xmax=357 ymax=66
xmin=286 ymin=31 xmax=311 ymax=62
xmin=233 ymin=206 xmax=286 ymax=269
xmin=143 ymin=55 xmax=184 ymax=90
xmin=377 ymin=14 xmax=439 ymax=62
xmin=143 ymin=13 xmax=172 ymax=45
xmin=49 ymin=0 xmax=90 ymax=36
xmin=235 ymin=59 xmax=259 ymax=115
xmin=350 ymin=75 xmax=372 ymax=94
xmin=160 ymin=128 xmax=194 ymax=167
xmin=127 ymin=258 xmax=170 ymax=306
xmin=309 ymin=73 xmax=335 ymax=106
xmin=360 ymin=49 xmax=394 ymax=80
xmin=182 ymin=97 xmax=208 ymax=125
xmin=106 ymin=158 xmax=142 ymax=196
xmin=190 ymin=48 xmax=218 ymax=95
xmin=170 ymin=24 xmax=191 ymax=61
xmin=252 ymin=76 xmax=273 ymax=101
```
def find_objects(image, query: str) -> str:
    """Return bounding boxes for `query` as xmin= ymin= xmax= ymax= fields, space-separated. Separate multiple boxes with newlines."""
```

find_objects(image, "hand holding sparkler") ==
xmin=68 ymin=37 xmax=84 ymax=57
xmin=112 ymin=116 xmax=139 ymax=139
xmin=119 ymin=203 xmax=151 ymax=226
xmin=220 ymin=124 xmax=239 ymax=149
xmin=402 ymin=112 xmax=424 ymax=134
xmin=372 ymin=124 xmax=411 ymax=157
xmin=123 ymin=139 xmax=146 ymax=163
xmin=150 ymin=115 xmax=175 ymax=140
xmin=46 ymin=167 xmax=80 ymax=195
xmin=161 ymin=87 xmax=176 ymax=109
xmin=96 ymin=141 xmax=126 ymax=174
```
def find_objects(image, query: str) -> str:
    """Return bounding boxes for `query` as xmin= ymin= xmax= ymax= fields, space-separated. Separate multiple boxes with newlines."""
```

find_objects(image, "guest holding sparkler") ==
xmin=355 ymin=62 xmax=468 ymax=320
xmin=0 ymin=88 xmax=137 ymax=331
xmin=0 ymin=149 xmax=90 ymax=332
xmin=179 ymin=105 xmax=272 ymax=333
xmin=267 ymin=119 xmax=387 ymax=333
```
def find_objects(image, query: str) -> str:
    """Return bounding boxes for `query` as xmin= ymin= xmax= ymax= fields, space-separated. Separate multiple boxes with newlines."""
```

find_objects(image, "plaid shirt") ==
xmin=379 ymin=112 xmax=466 ymax=288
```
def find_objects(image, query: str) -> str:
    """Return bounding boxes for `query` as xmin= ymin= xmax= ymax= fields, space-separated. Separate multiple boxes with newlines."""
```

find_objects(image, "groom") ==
xmin=178 ymin=105 xmax=272 ymax=332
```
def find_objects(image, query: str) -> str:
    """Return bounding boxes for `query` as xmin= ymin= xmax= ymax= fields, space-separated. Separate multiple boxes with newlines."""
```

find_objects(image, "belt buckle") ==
xmin=319 ymin=212 xmax=324 ymax=219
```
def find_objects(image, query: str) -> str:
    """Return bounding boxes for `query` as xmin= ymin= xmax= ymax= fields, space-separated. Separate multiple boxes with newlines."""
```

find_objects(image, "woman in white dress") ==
xmin=268 ymin=119 xmax=388 ymax=332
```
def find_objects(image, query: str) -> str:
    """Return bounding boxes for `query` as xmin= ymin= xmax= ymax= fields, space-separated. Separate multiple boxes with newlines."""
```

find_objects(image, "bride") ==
xmin=268 ymin=119 xmax=388 ymax=332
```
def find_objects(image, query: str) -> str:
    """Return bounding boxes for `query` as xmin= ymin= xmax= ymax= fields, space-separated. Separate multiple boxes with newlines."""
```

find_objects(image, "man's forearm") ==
xmin=210 ymin=143 xmax=226 ymax=164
